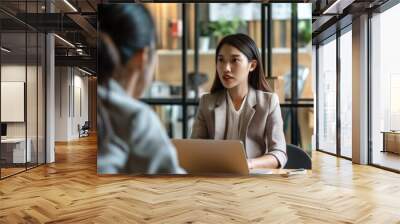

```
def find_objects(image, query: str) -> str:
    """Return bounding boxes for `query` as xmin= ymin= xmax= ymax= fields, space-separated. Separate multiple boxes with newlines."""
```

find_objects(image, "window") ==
xmin=317 ymin=36 xmax=337 ymax=154
xmin=371 ymin=3 xmax=400 ymax=171
xmin=340 ymin=28 xmax=352 ymax=158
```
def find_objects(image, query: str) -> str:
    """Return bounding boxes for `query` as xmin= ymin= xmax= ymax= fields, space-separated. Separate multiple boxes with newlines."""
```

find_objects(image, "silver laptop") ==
xmin=172 ymin=139 xmax=250 ymax=175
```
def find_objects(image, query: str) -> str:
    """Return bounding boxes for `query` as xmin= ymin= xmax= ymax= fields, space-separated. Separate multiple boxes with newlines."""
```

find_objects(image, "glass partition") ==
xmin=0 ymin=1 xmax=46 ymax=179
xmin=37 ymin=33 xmax=46 ymax=165
xmin=317 ymin=36 xmax=337 ymax=154
xmin=1 ymin=30 xmax=28 ymax=177
xmin=339 ymin=28 xmax=352 ymax=158
xmin=27 ymin=30 xmax=38 ymax=169
xmin=371 ymin=4 xmax=400 ymax=171
xmin=26 ymin=0 xmax=40 ymax=168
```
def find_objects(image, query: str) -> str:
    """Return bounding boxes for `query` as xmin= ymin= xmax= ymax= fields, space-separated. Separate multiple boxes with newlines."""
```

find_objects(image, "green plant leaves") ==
xmin=208 ymin=18 xmax=246 ymax=38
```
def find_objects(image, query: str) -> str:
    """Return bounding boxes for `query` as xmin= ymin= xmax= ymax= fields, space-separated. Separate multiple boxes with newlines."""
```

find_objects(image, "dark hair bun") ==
xmin=97 ymin=4 xmax=156 ymax=84
xmin=98 ymin=33 xmax=120 ymax=85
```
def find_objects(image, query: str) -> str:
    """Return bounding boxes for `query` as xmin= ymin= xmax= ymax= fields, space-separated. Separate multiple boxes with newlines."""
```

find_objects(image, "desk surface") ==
xmin=1 ymin=138 xmax=27 ymax=143
xmin=250 ymin=168 xmax=308 ymax=175
xmin=381 ymin=131 xmax=400 ymax=134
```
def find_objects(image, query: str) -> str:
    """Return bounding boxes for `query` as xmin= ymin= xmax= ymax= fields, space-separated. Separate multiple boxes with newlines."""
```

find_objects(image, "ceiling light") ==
xmin=54 ymin=34 xmax=75 ymax=48
xmin=63 ymin=0 xmax=78 ymax=12
xmin=1 ymin=47 xmax=11 ymax=53
xmin=78 ymin=67 xmax=92 ymax=76
xmin=322 ymin=0 xmax=354 ymax=15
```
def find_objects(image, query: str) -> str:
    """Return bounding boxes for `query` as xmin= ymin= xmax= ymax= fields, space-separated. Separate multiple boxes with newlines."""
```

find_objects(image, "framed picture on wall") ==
xmin=1 ymin=81 xmax=25 ymax=122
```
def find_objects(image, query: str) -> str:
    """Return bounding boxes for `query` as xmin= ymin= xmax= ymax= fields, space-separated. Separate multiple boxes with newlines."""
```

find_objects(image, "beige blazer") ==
xmin=191 ymin=87 xmax=287 ymax=168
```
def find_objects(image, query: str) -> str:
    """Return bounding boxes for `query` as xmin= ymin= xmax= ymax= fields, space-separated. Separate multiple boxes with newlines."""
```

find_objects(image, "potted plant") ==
xmin=298 ymin=20 xmax=312 ymax=48
xmin=199 ymin=21 xmax=211 ymax=52
xmin=208 ymin=18 xmax=246 ymax=44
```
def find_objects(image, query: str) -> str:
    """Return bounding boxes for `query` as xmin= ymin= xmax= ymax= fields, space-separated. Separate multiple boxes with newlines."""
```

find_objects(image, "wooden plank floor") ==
xmin=372 ymin=151 xmax=400 ymax=171
xmin=1 ymin=167 xmax=26 ymax=177
xmin=0 ymin=135 xmax=399 ymax=223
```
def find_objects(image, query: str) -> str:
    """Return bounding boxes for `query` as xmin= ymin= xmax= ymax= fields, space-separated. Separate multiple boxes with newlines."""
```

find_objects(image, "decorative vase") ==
xmin=199 ymin=36 xmax=210 ymax=52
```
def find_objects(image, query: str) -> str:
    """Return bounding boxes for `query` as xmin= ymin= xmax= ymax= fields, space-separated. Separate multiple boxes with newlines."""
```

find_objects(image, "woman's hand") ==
xmin=247 ymin=159 xmax=254 ymax=169
xmin=247 ymin=155 xmax=280 ymax=169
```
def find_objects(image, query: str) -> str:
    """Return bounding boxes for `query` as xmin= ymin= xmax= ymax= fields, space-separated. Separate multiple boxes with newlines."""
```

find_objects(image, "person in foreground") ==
xmin=97 ymin=4 xmax=185 ymax=174
xmin=191 ymin=33 xmax=287 ymax=169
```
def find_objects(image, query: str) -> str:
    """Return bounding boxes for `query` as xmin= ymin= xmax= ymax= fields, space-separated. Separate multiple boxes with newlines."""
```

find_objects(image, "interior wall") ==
xmin=54 ymin=67 xmax=89 ymax=141
xmin=72 ymin=73 xmax=89 ymax=138
xmin=55 ymin=66 xmax=69 ymax=141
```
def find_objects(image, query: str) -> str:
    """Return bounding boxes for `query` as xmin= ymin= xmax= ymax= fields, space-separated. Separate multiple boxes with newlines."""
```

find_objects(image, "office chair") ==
xmin=79 ymin=121 xmax=90 ymax=138
xmin=284 ymin=144 xmax=312 ymax=169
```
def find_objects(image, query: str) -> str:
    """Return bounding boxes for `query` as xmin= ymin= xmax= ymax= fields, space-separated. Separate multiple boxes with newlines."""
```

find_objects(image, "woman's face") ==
xmin=216 ymin=44 xmax=256 ymax=90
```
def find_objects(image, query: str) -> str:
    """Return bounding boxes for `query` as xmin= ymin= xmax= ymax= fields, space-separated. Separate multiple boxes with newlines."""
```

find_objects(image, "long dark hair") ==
xmin=97 ymin=4 xmax=156 ymax=85
xmin=210 ymin=33 xmax=272 ymax=93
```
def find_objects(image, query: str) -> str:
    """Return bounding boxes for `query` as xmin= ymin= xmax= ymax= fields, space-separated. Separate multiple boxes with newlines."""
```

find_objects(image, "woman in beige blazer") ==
xmin=191 ymin=34 xmax=287 ymax=169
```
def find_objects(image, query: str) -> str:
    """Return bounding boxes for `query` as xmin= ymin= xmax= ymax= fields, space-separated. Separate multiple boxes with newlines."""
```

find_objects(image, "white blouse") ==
xmin=225 ymin=93 xmax=247 ymax=140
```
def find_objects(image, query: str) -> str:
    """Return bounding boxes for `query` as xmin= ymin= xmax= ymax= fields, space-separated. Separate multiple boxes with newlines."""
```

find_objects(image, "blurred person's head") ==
xmin=210 ymin=33 xmax=272 ymax=93
xmin=98 ymin=4 xmax=157 ymax=98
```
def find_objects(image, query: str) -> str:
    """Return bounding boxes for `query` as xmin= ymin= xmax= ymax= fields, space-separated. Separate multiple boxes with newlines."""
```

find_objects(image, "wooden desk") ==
xmin=0 ymin=138 xmax=32 ymax=164
xmin=250 ymin=168 xmax=308 ymax=176
xmin=381 ymin=131 xmax=400 ymax=154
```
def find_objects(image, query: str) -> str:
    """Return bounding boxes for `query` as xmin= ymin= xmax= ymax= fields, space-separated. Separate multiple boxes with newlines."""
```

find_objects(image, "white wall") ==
xmin=55 ymin=67 xmax=69 ymax=141
xmin=54 ymin=67 xmax=89 ymax=141
xmin=1 ymin=65 xmax=36 ymax=137
xmin=73 ymin=73 xmax=89 ymax=137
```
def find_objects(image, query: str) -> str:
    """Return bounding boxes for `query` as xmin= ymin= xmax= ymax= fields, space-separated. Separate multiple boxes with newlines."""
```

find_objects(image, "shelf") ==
xmin=157 ymin=47 xmax=311 ymax=55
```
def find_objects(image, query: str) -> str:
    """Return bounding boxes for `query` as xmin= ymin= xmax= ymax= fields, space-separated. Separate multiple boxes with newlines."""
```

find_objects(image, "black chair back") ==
xmin=82 ymin=121 xmax=90 ymax=130
xmin=284 ymin=144 xmax=312 ymax=169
